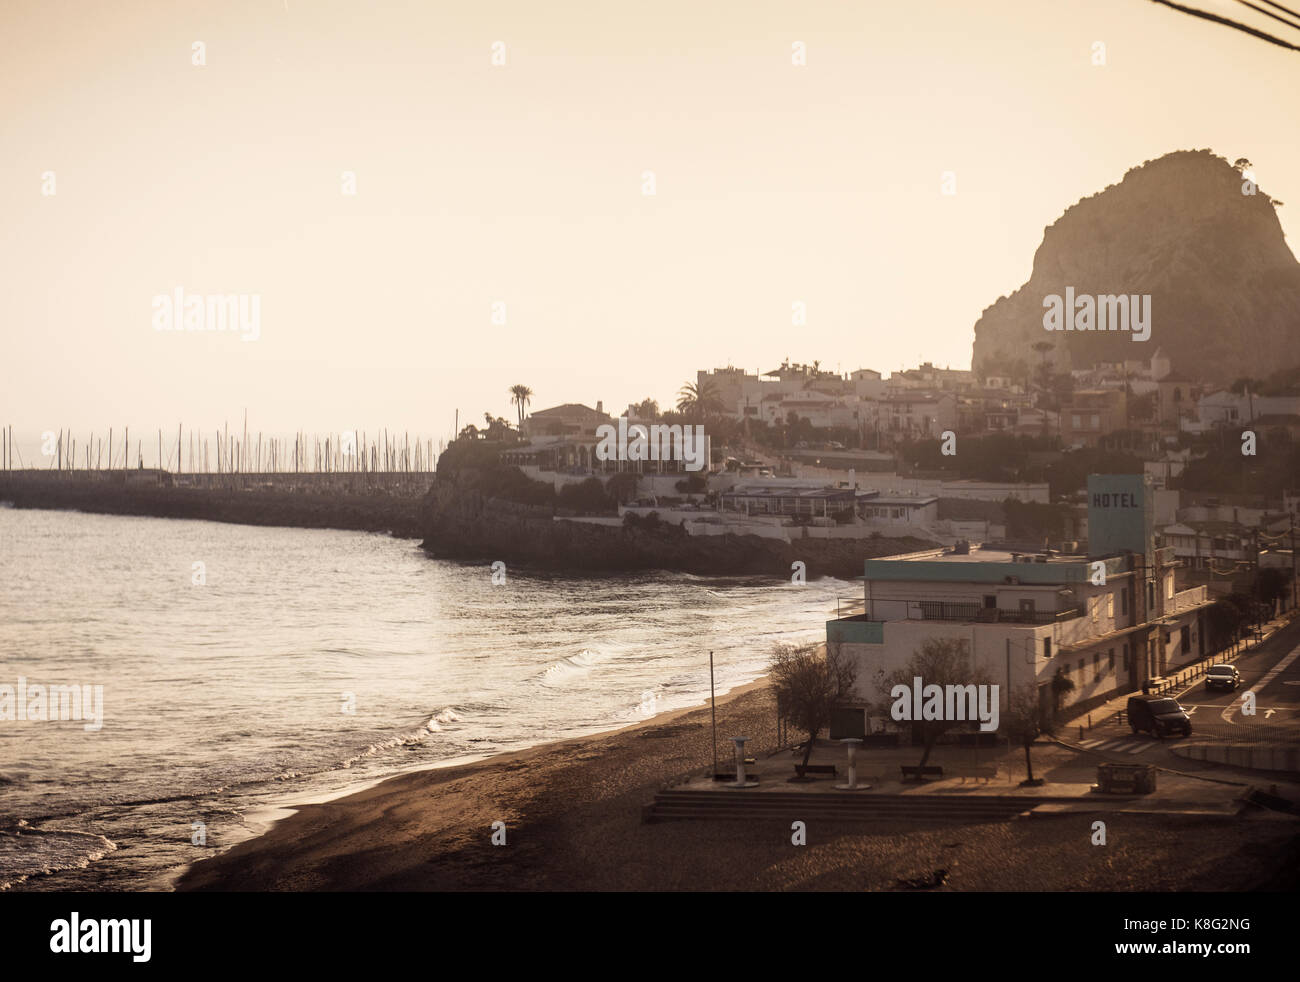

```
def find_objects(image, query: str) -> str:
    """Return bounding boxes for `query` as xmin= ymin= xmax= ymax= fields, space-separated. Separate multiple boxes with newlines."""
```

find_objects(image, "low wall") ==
xmin=1172 ymin=744 xmax=1300 ymax=773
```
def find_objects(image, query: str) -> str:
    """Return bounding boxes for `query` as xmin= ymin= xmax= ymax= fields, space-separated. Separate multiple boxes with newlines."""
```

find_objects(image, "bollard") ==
xmin=836 ymin=738 xmax=868 ymax=791
xmin=729 ymin=736 xmax=757 ymax=788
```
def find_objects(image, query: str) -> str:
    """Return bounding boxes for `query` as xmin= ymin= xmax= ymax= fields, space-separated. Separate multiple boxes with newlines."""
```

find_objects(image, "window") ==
xmin=1107 ymin=594 xmax=1114 ymax=618
xmin=1166 ymin=575 xmax=1175 ymax=600
xmin=1090 ymin=597 xmax=1098 ymax=622
xmin=1121 ymin=589 xmax=1128 ymax=616
xmin=1122 ymin=643 xmax=1129 ymax=671
xmin=1093 ymin=652 xmax=1100 ymax=676
xmin=1044 ymin=638 xmax=1052 ymax=659
xmin=1090 ymin=413 xmax=1101 ymax=430
xmin=1181 ymin=628 xmax=1190 ymax=654
xmin=1078 ymin=658 xmax=1086 ymax=680
xmin=1071 ymin=414 xmax=1082 ymax=430
xmin=1020 ymin=599 xmax=1035 ymax=614
xmin=1108 ymin=648 xmax=1115 ymax=672
xmin=983 ymin=595 xmax=997 ymax=609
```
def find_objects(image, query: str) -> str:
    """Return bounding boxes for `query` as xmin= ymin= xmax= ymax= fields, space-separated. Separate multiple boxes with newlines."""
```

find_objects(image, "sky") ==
xmin=2 ymin=0 xmax=1298 ymax=462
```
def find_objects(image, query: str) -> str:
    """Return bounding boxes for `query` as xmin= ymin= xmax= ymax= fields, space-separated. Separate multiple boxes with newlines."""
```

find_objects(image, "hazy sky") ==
xmin=3 ymin=0 xmax=1298 ymax=460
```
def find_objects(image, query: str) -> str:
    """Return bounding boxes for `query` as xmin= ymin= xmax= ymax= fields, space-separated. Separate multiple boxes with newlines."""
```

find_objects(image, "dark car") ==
xmin=1205 ymin=664 xmax=1242 ymax=692
xmin=1126 ymin=694 xmax=1192 ymax=738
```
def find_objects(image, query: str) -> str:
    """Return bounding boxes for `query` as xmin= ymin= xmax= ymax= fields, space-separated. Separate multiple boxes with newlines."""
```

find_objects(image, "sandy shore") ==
xmin=177 ymin=675 xmax=1300 ymax=892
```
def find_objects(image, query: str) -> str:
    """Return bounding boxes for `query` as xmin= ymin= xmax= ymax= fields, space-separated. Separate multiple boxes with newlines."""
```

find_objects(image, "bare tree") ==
xmin=769 ymin=642 xmax=858 ymax=771
xmin=880 ymin=638 xmax=993 ymax=771
xmin=1003 ymin=684 xmax=1052 ymax=786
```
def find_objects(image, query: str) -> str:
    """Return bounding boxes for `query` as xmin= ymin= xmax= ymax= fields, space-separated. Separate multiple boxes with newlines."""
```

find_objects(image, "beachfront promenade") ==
xmin=645 ymin=612 xmax=1300 ymax=826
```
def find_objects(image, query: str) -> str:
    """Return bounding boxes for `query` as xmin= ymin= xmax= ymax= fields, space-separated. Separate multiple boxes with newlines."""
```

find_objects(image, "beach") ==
xmin=178 ymin=677 xmax=1300 ymax=892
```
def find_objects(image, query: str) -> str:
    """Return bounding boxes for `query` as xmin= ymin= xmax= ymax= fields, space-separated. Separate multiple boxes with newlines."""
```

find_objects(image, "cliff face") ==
xmin=971 ymin=150 xmax=1300 ymax=383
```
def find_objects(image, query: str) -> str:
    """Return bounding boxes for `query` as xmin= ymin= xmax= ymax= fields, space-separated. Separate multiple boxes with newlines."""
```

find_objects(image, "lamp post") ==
xmin=710 ymin=651 xmax=717 ymax=777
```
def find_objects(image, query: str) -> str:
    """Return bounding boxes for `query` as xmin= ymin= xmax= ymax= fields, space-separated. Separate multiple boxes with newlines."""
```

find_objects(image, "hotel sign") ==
xmin=1087 ymin=473 xmax=1153 ymax=558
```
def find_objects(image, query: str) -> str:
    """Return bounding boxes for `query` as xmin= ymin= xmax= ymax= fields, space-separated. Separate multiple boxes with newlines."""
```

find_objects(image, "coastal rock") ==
xmin=970 ymin=150 xmax=1300 ymax=384
xmin=418 ymin=479 xmax=927 ymax=579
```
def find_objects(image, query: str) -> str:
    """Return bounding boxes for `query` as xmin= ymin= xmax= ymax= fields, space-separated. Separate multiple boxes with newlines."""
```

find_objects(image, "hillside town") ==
xmin=462 ymin=352 xmax=1300 ymax=722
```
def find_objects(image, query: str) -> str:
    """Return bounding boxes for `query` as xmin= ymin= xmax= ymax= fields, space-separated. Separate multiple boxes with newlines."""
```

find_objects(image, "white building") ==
xmin=826 ymin=474 xmax=1214 ymax=735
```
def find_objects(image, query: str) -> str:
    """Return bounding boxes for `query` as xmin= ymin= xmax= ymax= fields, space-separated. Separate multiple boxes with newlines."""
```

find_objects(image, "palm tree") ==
xmin=676 ymin=379 xmax=724 ymax=420
xmin=509 ymin=384 xmax=533 ymax=429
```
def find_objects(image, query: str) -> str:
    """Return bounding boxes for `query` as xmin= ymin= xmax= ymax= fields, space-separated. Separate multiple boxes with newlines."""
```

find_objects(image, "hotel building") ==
xmin=825 ymin=474 xmax=1215 ymax=734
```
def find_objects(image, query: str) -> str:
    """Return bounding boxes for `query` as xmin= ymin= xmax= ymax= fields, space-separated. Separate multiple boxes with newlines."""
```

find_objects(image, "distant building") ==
xmin=719 ymin=483 xmax=856 ymax=519
xmin=1061 ymin=389 xmax=1127 ymax=446
xmin=878 ymin=392 xmax=956 ymax=439
xmin=520 ymin=402 xmax=613 ymax=441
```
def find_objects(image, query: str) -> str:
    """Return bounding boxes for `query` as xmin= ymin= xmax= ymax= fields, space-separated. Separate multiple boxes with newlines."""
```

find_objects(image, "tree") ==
xmin=1003 ymin=684 xmax=1052 ymax=786
xmin=1049 ymin=666 xmax=1075 ymax=715
xmin=1253 ymin=567 xmax=1289 ymax=615
xmin=509 ymin=384 xmax=533 ymax=429
xmin=769 ymin=642 xmax=858 ymax=771
xmin=606 ymin=471 xmax=640 ymax=504
xmin=880 ymin=638 xmax=993 ymax=771
xmin=676 ymin=379 xmax=724 ymax=420
xmin=556 ymin=477 xmax=612 ymax=515
xmin=631 ymin=397 xmax=660 ymax=421
xmin=482 ymin=414 xmax=515 ymax=441
xmin=1031 ymin=340 xmax=1055 ymax=397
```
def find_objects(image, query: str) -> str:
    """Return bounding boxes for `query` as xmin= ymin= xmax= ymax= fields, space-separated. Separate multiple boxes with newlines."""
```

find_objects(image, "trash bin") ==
xmin=1096 ymin=762 xmax=1156 ymax=795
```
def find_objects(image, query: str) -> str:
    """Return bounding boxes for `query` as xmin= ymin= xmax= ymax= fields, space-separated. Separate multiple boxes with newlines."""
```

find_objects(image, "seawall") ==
xmin=0 ymin=471 xmax=429 ymax=538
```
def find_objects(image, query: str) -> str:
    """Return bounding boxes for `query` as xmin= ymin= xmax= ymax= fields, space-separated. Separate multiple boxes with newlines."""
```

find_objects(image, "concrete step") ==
xmin=643 ymin=788 xmax=1053 ymax=824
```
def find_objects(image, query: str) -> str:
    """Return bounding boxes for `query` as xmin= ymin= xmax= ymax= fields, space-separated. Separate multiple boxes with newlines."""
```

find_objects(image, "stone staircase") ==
xmin=642 ymin=788 xmax=1074 ymax=825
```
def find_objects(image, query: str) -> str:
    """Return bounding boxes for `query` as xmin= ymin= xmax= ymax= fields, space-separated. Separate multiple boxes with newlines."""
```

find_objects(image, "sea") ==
xmin=0 ymin=506 xmax=855 ymax=890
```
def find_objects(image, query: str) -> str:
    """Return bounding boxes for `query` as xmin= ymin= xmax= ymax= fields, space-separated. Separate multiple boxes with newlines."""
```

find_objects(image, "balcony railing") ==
xmin=864 ymin=598 xmax=1084 ymax=625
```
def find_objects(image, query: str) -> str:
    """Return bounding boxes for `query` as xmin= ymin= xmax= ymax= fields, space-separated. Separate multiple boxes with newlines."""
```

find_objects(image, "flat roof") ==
xmin=905 ymin=549 xmax=1079 ymax=564
xmin=721 ymin=485 xmax=854 ymax=499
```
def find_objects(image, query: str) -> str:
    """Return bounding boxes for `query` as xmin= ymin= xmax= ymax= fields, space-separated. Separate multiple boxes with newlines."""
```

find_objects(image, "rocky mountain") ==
xmin=970 ymin=150 xmax=1300 ymax=384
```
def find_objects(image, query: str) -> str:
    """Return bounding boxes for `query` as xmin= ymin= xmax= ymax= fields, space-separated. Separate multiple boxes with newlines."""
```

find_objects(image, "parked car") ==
xmin=1204 ymin=664 xmax=1242 ymax=692
xmin=1126 ymin=694 xmax=1192 ymax=738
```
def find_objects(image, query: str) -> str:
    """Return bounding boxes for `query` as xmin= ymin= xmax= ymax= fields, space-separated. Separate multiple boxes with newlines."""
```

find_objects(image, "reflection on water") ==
xmin=0 ymin=508 xmax=850 ymax=890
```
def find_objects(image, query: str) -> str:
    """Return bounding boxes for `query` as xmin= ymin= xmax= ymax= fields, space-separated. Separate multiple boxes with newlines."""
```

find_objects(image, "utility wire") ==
xmin=1147 ymin=0 xmax=1300 ymax=51
xmin=1234 ymin=0 xmax=1300 ymax=31
xmin=1259 ymin=0 xmax=1300 ymax=21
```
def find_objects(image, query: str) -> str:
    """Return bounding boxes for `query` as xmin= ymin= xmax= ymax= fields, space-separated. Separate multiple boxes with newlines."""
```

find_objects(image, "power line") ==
xmin=1259 ymin=0 xmax=1300 ymax=21
xmin=1146 ymin=0 xmax=1300 ymax=51
xmin=1234 ymin=0 xmax=1300 ymax=32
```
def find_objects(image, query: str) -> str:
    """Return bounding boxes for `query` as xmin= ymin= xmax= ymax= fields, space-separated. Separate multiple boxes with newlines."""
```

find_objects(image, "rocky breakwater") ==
xmin=0 ymin=471 xmax=428 ymax=537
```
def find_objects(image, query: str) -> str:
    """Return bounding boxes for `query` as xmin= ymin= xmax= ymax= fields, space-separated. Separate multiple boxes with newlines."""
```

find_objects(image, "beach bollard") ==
xmin=729 ymin=737 xmax=757 ymax=788
xmin=836 ymin=737 xmax=868 ymax=791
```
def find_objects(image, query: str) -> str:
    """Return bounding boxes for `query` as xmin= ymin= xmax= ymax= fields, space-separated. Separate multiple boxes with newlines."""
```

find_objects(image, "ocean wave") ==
xmin=535 ymin=648 xmax=609 ymax=685
xmin=336 ymin=715 xmax=446 ymax=769
xmin=0 ymin=824 xmax=117 ymax=891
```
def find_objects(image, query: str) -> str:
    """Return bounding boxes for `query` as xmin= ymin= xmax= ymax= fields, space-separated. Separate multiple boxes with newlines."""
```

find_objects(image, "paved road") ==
xmin=1077 ymin=617 xmax=1300 ymax=763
